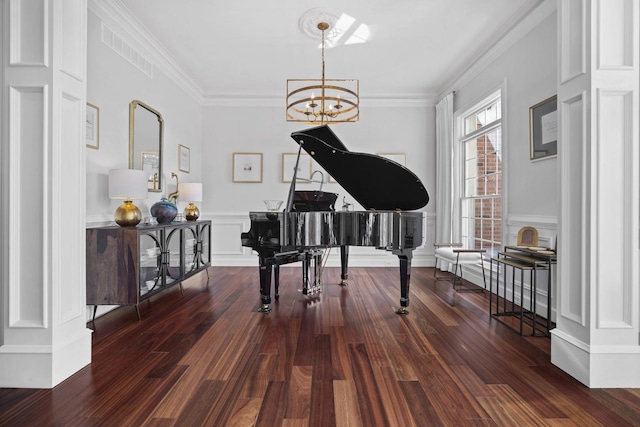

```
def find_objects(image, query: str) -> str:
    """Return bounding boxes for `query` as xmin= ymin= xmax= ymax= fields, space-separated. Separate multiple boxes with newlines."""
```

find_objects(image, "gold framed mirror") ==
xmin=129 ymin=100 xmax=164 ymax=192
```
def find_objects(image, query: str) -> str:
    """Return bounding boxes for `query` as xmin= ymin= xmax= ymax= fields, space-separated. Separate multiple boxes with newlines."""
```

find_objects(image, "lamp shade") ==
xmin=178 ymin=182 xmax=203 ymax=202
xmin=108 ymin=169 xmax=148 ymax=200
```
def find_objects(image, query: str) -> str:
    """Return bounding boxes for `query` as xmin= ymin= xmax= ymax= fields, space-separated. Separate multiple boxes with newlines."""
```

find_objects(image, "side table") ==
xmin=489 ymin=246 xmax=556 ymax=336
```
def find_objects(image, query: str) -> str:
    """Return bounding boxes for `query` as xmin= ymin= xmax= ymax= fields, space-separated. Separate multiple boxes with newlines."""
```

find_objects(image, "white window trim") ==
xmin=452 ymin=82 xmax=507 ymax=265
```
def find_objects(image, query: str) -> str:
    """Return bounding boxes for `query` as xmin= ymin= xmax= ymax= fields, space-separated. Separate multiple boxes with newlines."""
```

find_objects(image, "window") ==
xmin=459 ymin=92 xmax=502 ymax=259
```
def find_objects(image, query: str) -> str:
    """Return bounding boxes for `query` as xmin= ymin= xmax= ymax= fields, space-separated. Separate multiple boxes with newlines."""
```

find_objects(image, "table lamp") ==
xmin=109 ymin=169 xmax=148 ymax=226
xmin=178 ymin=182 xmax=202 ymax=221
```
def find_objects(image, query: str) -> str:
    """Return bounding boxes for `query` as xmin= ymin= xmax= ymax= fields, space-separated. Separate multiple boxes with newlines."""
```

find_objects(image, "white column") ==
xmin=0 ymin=0 xmax=91 ymax=388
xmin=553 ymin=0 xmax=640 ymax=387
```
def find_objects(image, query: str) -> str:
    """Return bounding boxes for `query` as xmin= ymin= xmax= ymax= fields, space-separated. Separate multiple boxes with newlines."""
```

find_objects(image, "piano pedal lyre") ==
xmin=300 ymin=249 xmax=323 ymax=298
xmin=301 ymin=284 xmax=322 ymax=297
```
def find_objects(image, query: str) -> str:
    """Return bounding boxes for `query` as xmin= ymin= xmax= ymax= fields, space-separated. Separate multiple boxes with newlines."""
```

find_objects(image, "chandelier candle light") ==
xmin=286 ymin=21 xmax=359 ymax=124
xmin=178 ymin=182 xmax=203 ymax=221
xmin=108 ymin=169 xmax=148 ymax=227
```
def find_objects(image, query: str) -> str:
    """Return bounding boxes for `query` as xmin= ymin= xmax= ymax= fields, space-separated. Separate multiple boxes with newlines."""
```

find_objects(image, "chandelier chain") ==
xmin=321 ymin=24 xmax=326 ymax=123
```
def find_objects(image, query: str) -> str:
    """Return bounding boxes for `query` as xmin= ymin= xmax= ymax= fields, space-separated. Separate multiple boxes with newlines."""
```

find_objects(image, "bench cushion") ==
xmin=435 ymin=247 xmax=482 ymax=263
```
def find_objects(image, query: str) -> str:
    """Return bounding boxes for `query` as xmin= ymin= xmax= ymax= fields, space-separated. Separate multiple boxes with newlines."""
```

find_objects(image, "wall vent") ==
xmin=101 ymin=23 xmax=153 ymax=78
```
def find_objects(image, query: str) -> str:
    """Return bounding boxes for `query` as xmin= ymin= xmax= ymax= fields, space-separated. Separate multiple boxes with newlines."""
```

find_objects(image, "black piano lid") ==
xmin=290 ymin=125 xmax=430 ymax=211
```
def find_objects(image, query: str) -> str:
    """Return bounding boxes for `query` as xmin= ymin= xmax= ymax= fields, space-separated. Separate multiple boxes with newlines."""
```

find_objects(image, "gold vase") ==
xmin=184 ymin=202 xmax=200 ymax=221
xmin=115 ymin=199 xmax=142 ymax=227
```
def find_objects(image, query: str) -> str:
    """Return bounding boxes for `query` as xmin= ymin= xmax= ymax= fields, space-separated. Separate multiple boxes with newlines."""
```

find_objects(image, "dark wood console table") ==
xmin=86 ymin=220 xmax=211 ymax=321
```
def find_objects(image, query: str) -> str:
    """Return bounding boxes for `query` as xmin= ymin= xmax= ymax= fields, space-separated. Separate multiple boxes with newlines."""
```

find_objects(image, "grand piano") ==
xmin=241 ymin=125 xmax=429 ymax=314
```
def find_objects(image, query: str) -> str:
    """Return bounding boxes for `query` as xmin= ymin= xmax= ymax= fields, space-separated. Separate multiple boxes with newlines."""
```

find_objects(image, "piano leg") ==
xmin=274 ymin=265 xmax=280 ymax=300
xmin=395 ymin=250 xmax=412 ymax=315
xmin=340 ymin=245 xmax=349 ymax=285
xmin=259 ymin=261 xmax=273 ymax=313
xmin=313 ymin=251 xmax=322 ymax=289
xmin=302 ymin=255 xmax=310 ymax=295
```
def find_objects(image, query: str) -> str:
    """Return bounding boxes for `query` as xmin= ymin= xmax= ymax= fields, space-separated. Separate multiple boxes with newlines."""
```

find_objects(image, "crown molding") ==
xmin=88 ymin=0 xmax=204 ymax=104
xmin=437 ymin=0 xmax=556 ymax=100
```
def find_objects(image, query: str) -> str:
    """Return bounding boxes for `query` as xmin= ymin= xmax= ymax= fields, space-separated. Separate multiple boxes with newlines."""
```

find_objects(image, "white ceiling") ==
xmin=114 ymin=0 xmax=542 ymax=100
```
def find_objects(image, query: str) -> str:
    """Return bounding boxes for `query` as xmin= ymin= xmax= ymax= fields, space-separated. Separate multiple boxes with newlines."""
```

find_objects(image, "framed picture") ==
xmin=377 ymin=152 xmax=406 ymax=166
xmin=233 ymin=152 xmax=263 ymax=183
xmin=282 ymin=152 xmax=311 ymax=183
xmin=179 ymin=144 xmax=190 ymax=173
xmin=86 ymin=103 xmax=99 ymax=149
xmin=529 ymin=95 xmax=557 ymax=161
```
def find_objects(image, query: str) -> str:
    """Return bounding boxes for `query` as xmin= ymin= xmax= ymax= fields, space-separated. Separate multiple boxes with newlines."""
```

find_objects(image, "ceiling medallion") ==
xmin=298 ymin=8 xmax=342 ymax=40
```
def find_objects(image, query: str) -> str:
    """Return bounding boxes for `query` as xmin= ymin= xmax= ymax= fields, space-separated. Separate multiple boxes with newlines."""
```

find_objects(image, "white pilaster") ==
xmin=553 ymin=0 xmax=640 ymax=387
xmin=0 ymin=0 xmax=91 ymax=388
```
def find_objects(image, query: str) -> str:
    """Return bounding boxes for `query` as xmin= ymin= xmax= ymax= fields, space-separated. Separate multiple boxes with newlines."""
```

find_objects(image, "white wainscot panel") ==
xmin=9 ymin=0 xmax=48 ymax=66
xmin=596 ymin=89 xmax=633 ymax=328
xmin=59 ymin=0 xmax=85 ymax=80
xmin=58 ymin=93 xmax=84 ymax=323
xmin=560 ymin=93 xmax=586 ymax=325
xmin=597 ymin=0 xmax=634 ymax=69
xmin=212 ymin=217 xmax=246 ymax=256
xmin=9 ymin=85 xmax=47 ymax=328
xmin=560 ymin=0 xmax=586 ymax=83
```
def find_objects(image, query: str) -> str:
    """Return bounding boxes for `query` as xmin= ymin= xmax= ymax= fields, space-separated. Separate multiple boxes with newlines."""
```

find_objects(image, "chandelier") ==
xmin=286 ymin=21 xmax=359 ymax=124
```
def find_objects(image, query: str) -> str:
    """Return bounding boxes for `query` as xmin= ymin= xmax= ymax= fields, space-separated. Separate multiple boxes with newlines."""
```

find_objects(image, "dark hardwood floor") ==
xmin=2 ymin=266 xmax=640 ymax=426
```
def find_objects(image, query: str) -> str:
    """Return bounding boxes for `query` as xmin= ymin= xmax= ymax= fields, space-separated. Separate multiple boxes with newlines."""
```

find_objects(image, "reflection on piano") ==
xmin=241 ymin=125 xmax=429 ymax=314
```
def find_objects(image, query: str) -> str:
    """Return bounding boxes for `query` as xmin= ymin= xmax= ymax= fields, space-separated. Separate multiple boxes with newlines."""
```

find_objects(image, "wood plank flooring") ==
xmin=2 ymin=266 xmax=640 ymax=426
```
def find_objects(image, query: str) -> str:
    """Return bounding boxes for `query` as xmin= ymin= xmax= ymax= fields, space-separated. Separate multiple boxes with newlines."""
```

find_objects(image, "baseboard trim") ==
xmin=551 ymin=328 xmax=640 ymax=388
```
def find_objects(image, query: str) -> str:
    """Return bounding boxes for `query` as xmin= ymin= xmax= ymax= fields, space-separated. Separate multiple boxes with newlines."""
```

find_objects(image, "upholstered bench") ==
xmin=434 ymin=243 xmax=486 ymax=291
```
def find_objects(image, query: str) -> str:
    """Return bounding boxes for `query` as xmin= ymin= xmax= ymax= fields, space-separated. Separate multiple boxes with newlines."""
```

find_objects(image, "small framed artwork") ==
xmin=179 ymin=144 xmax=190 ymax=173
xmin=529 ymin=95 xmax=557 ymax=161
xmin=282 ymin=152 xmax=311 ymax=183
xmin=378 ymin=152 xmax=406 ymax=166
xmin=86 ymin=103 xmax=99 ymax=149
xmin=233 ymin=152 xmax=263 ymax=183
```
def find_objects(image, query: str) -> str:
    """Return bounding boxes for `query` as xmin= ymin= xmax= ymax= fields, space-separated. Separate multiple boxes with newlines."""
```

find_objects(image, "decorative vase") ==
xmin=150 ymin=197 xmax=178 ymax=224
xmin=184 ymin=202 xmax=200 ymax=221
xmin=114 ymin=199 xmax=142 ymax=227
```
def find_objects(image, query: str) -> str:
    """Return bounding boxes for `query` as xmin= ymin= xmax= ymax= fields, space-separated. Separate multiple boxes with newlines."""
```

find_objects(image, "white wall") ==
xmin=83 ymin=5 xmax=439 ymax=306
xmin=84 ymin=4 xmax=557 ymax=273
xmin=455 ymin=12 xmax=558 ymax=220
xmin=201 ymin=100 xmax=437 ymax=267
xmin=202 ymin=102 xmax=434 ymax=213
xmin=83 ymin=3 xmax=557 ymax=274
xmin=86 ymin=10 xmax=203 ymax=224
xmin=450 ymin=10 xmax=558 ymax=318
xmin=85 ymin=9 xmax=203 ymax=318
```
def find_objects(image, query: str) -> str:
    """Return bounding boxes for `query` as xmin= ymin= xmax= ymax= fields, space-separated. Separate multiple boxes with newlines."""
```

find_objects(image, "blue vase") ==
xmin=150 ymin=197 xmax=178 ymax=224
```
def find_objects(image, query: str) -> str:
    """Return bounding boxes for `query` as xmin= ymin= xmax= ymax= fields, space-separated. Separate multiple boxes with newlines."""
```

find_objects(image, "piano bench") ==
xmin=434 ymin=243 xmax=486 ymax=292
